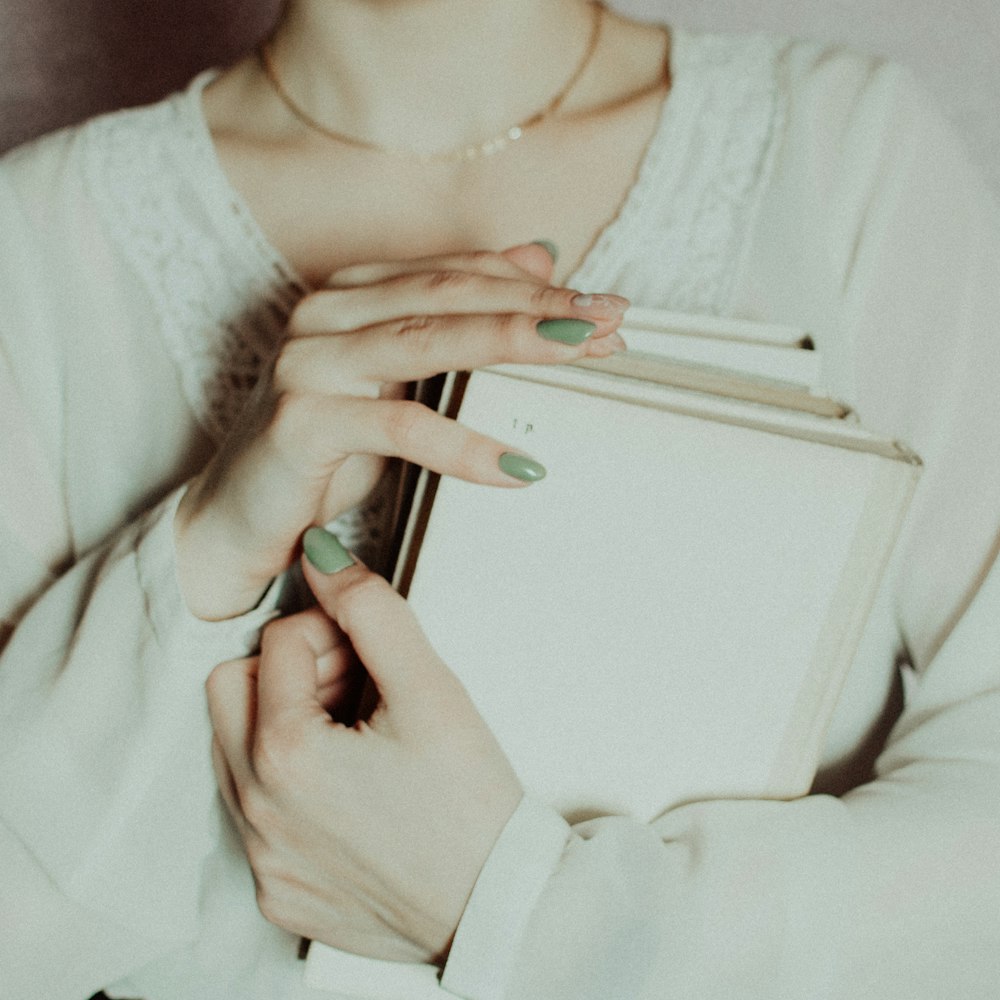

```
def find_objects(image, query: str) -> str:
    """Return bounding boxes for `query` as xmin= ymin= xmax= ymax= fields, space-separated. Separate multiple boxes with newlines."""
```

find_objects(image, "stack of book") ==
xmin=392 ymin=308 xmax=920 ymax=823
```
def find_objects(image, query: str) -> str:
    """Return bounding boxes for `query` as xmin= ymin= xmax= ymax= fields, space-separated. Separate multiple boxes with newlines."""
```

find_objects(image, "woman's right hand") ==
xmin=175 ymin=243 xmax=628 ymax=620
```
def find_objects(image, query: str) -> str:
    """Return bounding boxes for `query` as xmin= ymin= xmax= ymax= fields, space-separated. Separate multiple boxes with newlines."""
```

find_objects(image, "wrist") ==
xmin=174 ymin=481 xmax=278 ymax=620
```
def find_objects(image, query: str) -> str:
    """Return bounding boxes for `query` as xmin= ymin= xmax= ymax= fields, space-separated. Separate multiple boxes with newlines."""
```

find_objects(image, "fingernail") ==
xmin=303 ymin=527 xmax=354 ymax=574
xmin=536 ymin=318 xmax=597 ymax=344
xmin=498 ymin=452 xmax=547 ymax=483
xmin=571 ymin=293 xmax=630 ymax=316
xmin=531 ymin=240 xmax=559 ymax=263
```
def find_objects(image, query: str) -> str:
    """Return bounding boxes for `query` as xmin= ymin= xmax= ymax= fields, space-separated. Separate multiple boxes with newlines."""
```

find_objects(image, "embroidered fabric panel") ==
xmin=82 ymin=80 xmax=304 ymax=446
xmin=569 ymin=31 xmax=787 ymax=315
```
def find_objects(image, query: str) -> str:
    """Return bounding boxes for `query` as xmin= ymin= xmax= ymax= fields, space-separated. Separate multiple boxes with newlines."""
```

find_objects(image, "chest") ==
xmin=215 ymin=93 xmax=666 ymax=288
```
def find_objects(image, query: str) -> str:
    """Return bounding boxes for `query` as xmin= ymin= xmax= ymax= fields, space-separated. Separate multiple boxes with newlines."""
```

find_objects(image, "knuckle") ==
xmin=529 ymin=283 xmax=561 ymax=314
xmin=268 ymin=391 xmax=322 ymax=453
xmin=381 ymin=398 xmax=428 ymax=452
xmin=480 ymin=312 xmax=521 ymax=358
xmin=289 ymin=288 xmax=353 ymax=335
xmin=334 ymin=573 xmax=391 ymax=633
xmin=423 ymin=268 xmax=473 ymax=296
xmin=288 ymin=290 xmax=327 ymax=334
xmin=260 ymin=613 xmax=301 ymax=655
xmin=390 ymin=313 xmax=437 ymax=357
xmin=271 ymin=337 xmax=310 ymax=391
xmin=251 ymin=725 xmax=306 ymax=789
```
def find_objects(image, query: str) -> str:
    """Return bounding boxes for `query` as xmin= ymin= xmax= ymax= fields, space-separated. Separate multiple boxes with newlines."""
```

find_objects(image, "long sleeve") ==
xmin=0 ymin=496 xmax=280 ymax=999
xmin=0 ymin=133 xmax=282 ymax=1000
xmin=432 ymin=55 xmax=1000 ymax=1000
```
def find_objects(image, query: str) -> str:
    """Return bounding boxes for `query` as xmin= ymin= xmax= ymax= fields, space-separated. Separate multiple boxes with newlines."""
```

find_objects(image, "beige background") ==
xmin=2 ymin=0 xmax=998 ymax=191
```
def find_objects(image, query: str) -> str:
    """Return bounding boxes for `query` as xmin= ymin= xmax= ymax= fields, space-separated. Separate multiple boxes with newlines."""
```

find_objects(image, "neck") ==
xmin=267 ymin=0 xmax=597 ymax=155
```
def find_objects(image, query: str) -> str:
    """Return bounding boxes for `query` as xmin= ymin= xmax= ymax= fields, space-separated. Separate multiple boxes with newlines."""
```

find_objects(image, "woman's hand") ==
xmin=176 ymin=243 xmax=627 ymax=619
xmin=206 ymin=529 xmax=524 ymax=965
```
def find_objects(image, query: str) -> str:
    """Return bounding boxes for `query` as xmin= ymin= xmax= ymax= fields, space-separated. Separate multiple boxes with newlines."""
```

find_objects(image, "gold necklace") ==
xmin=259 ymin=2 xmax=605 ymax=163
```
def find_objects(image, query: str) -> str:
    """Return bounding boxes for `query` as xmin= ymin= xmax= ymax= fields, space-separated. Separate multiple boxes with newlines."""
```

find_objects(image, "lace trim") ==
xmin=81 ymin=77 xmax=305 ymax=446
xmin=569 ymin=31 xmax=788 ymax=315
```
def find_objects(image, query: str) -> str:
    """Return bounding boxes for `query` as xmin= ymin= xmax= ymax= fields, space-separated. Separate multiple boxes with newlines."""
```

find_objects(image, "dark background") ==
xmin=0 ymin=0 xmax=282 ymax=153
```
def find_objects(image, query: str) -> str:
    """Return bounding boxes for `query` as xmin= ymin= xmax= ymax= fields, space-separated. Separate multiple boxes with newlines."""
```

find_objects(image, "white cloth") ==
xmin=1 ymin=27 xmax=999 ymax=1000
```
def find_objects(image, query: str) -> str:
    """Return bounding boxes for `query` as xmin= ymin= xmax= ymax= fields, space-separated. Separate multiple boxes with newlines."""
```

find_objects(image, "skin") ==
xmin=191 ymin=0 xmax=673 ymax=962
xmin=202 ymin=0 xmax=671 ymax=285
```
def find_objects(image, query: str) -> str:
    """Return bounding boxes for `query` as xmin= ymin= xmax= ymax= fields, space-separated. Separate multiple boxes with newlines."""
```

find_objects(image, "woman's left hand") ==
xmin=206 ymin=529 xmax=523 ymax=965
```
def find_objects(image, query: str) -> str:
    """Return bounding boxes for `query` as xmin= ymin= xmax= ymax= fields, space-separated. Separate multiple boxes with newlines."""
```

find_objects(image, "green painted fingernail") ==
xmin=531 ymin=240 xmax=559 ymax=263
xmin=303 ymin=527 xmax=354 ymax=574
xmin=536 ymin=318 xmax=597 ymax=345
xmin=499 ymin=453 xmax=547 ymax=483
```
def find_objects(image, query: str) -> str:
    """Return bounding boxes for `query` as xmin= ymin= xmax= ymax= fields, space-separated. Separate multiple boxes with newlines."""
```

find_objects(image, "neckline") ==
xmin=180 ymin=27 xmax=687 ymax=295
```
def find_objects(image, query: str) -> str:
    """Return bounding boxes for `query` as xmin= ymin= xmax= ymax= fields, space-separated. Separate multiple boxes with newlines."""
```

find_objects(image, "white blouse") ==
xmin=1 ymin=27 xmax=999 ymax=1000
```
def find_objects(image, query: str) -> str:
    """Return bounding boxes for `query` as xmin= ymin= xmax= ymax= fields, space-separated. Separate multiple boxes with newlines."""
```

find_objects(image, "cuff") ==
xmin=304 ymin=945 xmax=455 ymax=999
xmin=440 ymin=795 xmax=570 ymax=1000
xmin=135 ymin=485 xmax=282 ymax=666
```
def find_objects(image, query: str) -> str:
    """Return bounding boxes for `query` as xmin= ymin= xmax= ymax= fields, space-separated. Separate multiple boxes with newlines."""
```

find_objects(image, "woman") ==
xmin=1 ymin=0 xmax=999 ymax=996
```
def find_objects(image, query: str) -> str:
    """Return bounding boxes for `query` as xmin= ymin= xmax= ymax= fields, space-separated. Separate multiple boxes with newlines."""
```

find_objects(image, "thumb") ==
xmin=300 ymin=527 xmax=446 ymax=709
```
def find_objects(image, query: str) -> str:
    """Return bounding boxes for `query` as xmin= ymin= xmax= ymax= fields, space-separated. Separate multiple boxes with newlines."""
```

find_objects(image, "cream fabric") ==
xmin=621 ymin=0 xmax=1000 ymax=194
xmin=1 ymin=28 xmax=999 ymax=1000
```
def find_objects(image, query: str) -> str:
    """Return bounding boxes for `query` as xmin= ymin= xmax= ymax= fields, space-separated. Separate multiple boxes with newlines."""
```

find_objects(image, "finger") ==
xmin=289 ymin=271 xmax=628 ymax=341
xmin=315 ymin=642 xmax=357 ymax=702
xmin=316 ymin=644 xmax=368 ymax=723
xmin=281 ymin=393 xmax=547 ymax=488
xmin=278 ymin=309 xmax=627 ymax=392
xmin=323 ymin=244 xmax=553 ymax=289
xmin=256 ymin=607 xmax=343 ymax=727
xmin=259 ymin=608 xmax=366 ymax=719
xmin=299 ymin=530 xmax=447 ymax=708
xmin=503 ymin=241 xmax=557 ymax=281
xmin=206 ymin=656 xmax=260 ymax=791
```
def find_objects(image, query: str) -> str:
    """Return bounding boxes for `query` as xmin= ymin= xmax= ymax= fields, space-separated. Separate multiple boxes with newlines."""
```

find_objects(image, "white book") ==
xmin=622 ymin=305 xmax=811 ymax=348
xmin=618 ymin=306 xmax=821 ymax=389
xmin=392 ymin=313 xmax=920 ymax=824
xmin=305 ymin=312 xmax=921 ymax=996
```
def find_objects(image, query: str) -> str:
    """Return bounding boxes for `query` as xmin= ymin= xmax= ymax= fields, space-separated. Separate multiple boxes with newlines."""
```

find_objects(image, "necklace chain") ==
xmin=259 ymin=2 xmax=605 ymax=163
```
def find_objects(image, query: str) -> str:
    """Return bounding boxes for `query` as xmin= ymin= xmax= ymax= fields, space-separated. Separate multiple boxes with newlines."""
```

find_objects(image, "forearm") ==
xmin=439 ymin=698 xmax=1000 ymax=1000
